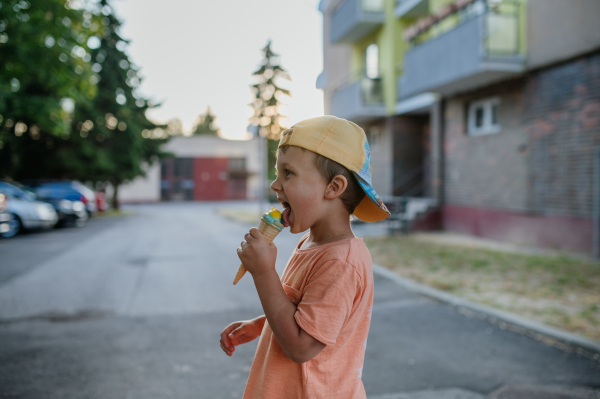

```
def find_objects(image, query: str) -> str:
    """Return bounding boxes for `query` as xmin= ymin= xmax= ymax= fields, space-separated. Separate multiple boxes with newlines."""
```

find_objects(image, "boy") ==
xmin=219 ymin=116 xmax=390 ymax=398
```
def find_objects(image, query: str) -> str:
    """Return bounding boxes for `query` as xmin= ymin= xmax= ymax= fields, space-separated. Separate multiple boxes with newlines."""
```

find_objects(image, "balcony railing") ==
xmin=330 ymin=0 xmax=385 ymax=44
xmin=408 ymin=0 xmax=519 ymax=51
xmin=331 ymin=74 xmax=386 ymax=122
xmin=398 ymin=0 xmax=524 ymax=99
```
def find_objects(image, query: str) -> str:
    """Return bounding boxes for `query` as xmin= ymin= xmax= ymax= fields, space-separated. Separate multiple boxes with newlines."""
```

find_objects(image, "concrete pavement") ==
xmin=0 ymin=202 xmax=598 ymax=398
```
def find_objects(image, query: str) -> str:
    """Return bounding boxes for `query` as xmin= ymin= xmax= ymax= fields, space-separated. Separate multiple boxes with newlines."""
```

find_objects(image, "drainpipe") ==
xmin=431 ymin=99 xmax=444 ymax=207
xmin=593 ymin=145 xmax=600 ymax=259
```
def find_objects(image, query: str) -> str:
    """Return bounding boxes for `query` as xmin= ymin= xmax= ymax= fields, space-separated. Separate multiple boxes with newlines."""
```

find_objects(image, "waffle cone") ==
xmin=233 ymin=218 xmax=283 ymax=285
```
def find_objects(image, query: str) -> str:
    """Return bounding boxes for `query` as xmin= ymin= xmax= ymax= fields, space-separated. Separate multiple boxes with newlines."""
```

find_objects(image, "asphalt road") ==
xmin=0 ymin=203 xmax=598 ymax=399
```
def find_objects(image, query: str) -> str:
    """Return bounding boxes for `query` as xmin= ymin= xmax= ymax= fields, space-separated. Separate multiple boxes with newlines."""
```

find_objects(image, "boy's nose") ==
xmin=270 ymin=178 xmax=281 ymax=192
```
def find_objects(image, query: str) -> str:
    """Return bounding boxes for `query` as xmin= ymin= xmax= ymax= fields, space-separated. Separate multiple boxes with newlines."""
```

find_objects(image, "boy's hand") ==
xmin=237 ymin=228 xmax=277 ymax=278
xmin=219 ymin=318 xmax=264 ymax=357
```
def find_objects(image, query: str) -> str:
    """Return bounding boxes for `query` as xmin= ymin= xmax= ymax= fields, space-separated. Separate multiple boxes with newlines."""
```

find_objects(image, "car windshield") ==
xmin=0 ymin=182 xmax=37 ymax=201
xmin=39 ymin=181 xmax=94 ymax=198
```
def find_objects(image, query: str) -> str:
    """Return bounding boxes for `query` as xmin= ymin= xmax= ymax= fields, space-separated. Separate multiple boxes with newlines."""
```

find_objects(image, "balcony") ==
xmin=330 ymin=0 xmax=385 ymax=44
xmin=398 ymin=1 xmax=524 ymax=99
xmin=331 ymin=77 xmax=386 ymax=122
xmin=395 ymin=0 xmax=429 ymax=18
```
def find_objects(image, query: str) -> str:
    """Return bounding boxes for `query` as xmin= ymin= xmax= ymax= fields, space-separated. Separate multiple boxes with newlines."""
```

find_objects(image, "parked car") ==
xmin=6 ymin=181 xmax=88 ymax=228
xmin=27 ymin=181 xmax=97 ymax=216
xmin=33 ymin=191 xmax=88 ymax=227
xmin=0 ymin=182 xmax=58 ymax=237
xmin=0 ymin=193 xmax=10 ymax=236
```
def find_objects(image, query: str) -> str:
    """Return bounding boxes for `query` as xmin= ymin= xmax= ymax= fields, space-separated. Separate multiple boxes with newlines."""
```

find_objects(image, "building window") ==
xmin=365 ymin=43 xmax=379 ymax=79
xmin=161 ymin=159 xmax=169 ymax=178
xmin=366 ymin=126 xmax=381 ymax=149
xmin=229 ymin=158 xmax=246 ymax=171
xmin=174 ymin=158 xmax=193 ymax=178
xmin=468 ymin=98 xmax=500 ymax=136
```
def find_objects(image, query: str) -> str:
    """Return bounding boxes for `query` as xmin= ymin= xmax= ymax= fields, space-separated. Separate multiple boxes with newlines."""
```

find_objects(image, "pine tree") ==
xmin=192 ymin=107 xmax=220 ymax=136
xmin=71 ymin=0 xmax=167 ymax=209
xmin=166 ymin=118 xmax=184 ymax=136
xmin=249 ymin=41 xmax=291 ymax=182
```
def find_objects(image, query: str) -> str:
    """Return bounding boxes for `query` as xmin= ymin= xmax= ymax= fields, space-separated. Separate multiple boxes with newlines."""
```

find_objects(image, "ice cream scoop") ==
xmin=233 ymin=208 xmax=286 ymax=285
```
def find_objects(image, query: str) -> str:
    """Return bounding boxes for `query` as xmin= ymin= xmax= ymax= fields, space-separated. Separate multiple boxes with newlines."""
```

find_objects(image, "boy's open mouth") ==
xmin=281 ymin=202 xmax=291 ymax=227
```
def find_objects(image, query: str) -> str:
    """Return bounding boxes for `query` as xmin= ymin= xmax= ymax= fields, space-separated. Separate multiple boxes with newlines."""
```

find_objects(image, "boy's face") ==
xmin=270 ymin=146 xmax=328 ymax=234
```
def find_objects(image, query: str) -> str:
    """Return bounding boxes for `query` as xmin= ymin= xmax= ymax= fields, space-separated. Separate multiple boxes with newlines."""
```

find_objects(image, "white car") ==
xmin=0 ymin=182 xmax=58 ymax=238
xmin=0 ymin=193 xmax=9 ymax=235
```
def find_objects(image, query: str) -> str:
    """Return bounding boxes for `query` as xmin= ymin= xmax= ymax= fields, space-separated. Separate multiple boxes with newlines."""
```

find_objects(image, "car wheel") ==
xmin=75 ymin=212 xmax=88 ymax=227
xmin=1 ymin=213 xmax=22 ymax=238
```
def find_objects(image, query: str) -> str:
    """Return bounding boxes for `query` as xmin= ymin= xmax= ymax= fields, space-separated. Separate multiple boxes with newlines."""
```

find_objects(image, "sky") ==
xmin=111 ymin=0 xmax=324 ymax=140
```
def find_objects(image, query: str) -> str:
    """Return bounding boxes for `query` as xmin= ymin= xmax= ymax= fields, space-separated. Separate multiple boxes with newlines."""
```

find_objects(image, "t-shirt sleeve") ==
xmin=294 ymin=258 xmax=361 ymax=346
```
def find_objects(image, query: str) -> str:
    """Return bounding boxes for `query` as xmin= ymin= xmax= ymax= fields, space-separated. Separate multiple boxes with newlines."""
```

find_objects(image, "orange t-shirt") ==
xmin=242 ymin=234 xmax=374 ymax=399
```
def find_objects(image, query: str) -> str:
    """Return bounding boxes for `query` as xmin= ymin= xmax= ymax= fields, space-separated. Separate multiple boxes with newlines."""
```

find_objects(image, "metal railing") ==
xmin=330 ymin=68 xmax=384 ymax=106
xmin=393 ymin=164 xmax=425 ymax=196
xmin=409 ymin=0 xmax=520 ymax=58
xmin=361 ymin=76 xmax=384 ymax=105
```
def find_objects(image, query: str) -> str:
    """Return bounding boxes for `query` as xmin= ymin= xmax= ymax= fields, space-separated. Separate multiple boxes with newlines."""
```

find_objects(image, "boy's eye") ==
xmin=285 ymin=169 xmax=292 ymax=176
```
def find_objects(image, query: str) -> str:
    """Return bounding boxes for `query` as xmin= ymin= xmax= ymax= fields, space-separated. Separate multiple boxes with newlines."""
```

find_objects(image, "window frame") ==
xmin=467 ymin=97 xmax=501 ymax=136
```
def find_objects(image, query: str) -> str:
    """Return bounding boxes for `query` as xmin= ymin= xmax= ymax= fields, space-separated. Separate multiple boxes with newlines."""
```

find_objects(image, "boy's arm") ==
xmin=238 ymin=228 xmax=326 ymax=364
xmin=253 ymin=314 xmax=267 ymax=330
xmin=220 ymin=315 xmax=267 ymax=357
xmin=252 ymin=270 xmax=326 ymax=363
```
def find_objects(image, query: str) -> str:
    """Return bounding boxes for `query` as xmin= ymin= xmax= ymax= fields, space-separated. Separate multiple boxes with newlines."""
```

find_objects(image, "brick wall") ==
xmin=524 ymin=52 xmax=600 ymax=218
xmin=444 ymin=50 xmax=600 ymax=219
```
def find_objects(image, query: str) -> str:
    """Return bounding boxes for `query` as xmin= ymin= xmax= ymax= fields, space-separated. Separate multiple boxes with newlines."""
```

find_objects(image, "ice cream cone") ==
xmin=233 ymin=218 xmax=283 ymax=285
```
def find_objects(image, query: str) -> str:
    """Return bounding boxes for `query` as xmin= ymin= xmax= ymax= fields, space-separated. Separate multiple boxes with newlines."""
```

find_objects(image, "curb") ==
xmin=372 ymin=263 xmax=600 ymax=355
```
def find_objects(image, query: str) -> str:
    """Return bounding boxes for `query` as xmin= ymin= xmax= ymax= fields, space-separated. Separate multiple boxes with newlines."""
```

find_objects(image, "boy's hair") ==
xmin=278 ymin=145 xmax=365 ymax=214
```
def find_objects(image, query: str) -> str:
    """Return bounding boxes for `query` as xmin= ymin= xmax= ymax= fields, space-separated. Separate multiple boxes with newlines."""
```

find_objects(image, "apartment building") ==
xmin=318 ymin=0 xmax=600 ymax=254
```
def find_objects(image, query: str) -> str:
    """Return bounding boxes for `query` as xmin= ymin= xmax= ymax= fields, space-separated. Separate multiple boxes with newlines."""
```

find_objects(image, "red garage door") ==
xmin=193 ymin=158 xmax=228 ymax=200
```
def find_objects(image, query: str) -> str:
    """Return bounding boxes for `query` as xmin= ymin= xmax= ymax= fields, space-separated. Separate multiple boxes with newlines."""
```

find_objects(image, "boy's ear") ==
xmin=324 ymin=175 xmax=348 ymax=200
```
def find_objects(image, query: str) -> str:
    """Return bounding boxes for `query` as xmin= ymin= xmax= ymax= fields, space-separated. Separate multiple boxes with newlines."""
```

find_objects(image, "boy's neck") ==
xmin=302 ymin=213 xmax=356 ymax=250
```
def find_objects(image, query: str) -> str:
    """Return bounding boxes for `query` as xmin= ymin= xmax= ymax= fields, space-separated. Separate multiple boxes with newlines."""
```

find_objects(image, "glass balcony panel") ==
xmin=487 ymin=13 xmax=518 ymax=56
xmin=330 ymin=0 xmax=385 ymax=43
xmin=331 ymin=76 xmax=386 ymax=121
xmin=362 ymin=77 xmax=384 ymax=104
xmin=395 ymin=0 xmax=429 ymax=18
xmin=412 ymin=0 xmax=485 ymax=45
xmin=399 ymin=0 xmax=523 ymax=99
xmin=362 ymin=0 xmax=384 ymax=13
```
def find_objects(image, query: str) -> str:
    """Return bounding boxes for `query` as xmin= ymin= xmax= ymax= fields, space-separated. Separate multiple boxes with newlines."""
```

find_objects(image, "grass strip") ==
xmin=364 ymin=235 xmax=600 ymax=341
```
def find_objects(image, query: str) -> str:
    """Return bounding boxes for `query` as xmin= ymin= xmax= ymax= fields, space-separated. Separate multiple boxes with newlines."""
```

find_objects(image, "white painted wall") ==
xmin=528 ymin=0 xmax=600 ymax=70
xmin=116 ymin=163 xmax=161 ymax=203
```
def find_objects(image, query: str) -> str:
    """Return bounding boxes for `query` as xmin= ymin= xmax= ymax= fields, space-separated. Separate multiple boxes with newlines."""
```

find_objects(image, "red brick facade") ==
xmin=442 ymin=51 xmax=600 ymax=253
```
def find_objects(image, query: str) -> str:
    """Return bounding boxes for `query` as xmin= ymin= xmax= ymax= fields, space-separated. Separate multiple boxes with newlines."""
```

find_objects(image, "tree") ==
xmin=192 ymin=107 xmax=220 ymax=136
xmin=71 ymin=0 xmax=167 ymax=209
xmin=0 ymin=0 xmax=98 ymax=179
xmin=249 ymin=40 xmax=291 ymax=182
xmin=166 ymin=118 xmax=184 ymax=136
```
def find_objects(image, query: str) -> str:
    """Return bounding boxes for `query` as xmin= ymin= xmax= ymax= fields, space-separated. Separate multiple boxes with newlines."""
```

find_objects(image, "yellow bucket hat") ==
xmin=278 ymin=115 xmax=390 ymax=222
